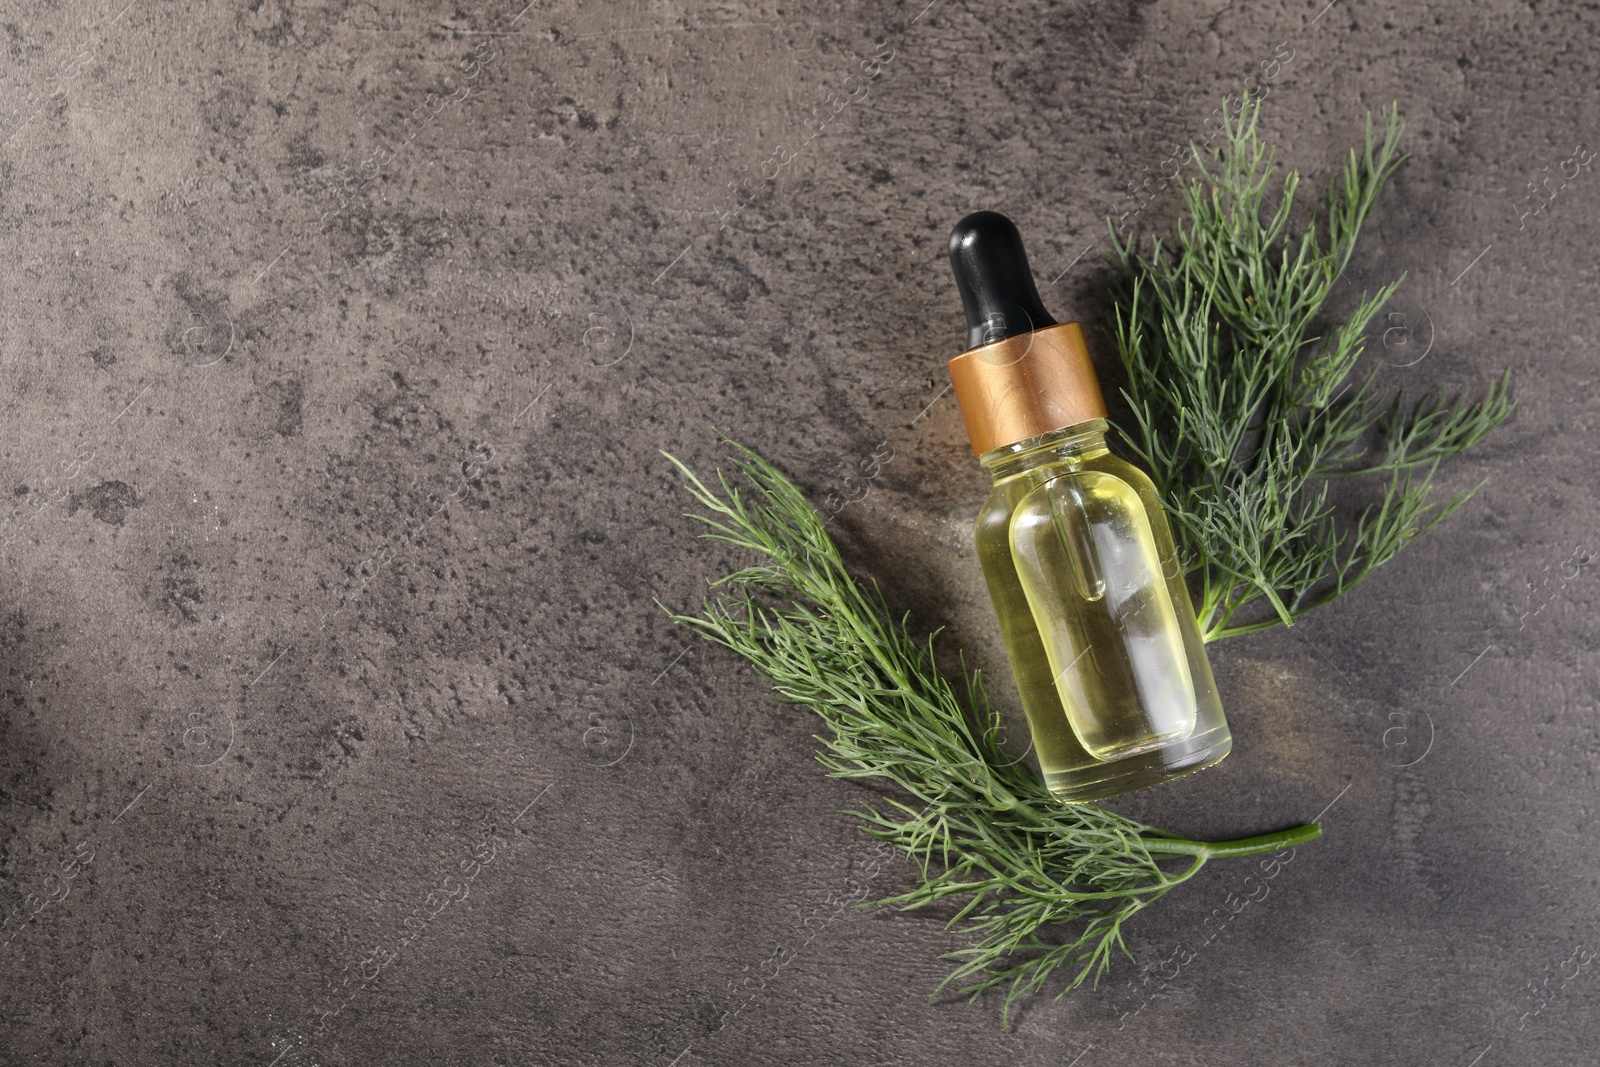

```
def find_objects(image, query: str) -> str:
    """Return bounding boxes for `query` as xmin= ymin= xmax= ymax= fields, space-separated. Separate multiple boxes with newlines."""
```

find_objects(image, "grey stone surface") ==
xmin=0 ymin=0 xmax=1595 ymax=1063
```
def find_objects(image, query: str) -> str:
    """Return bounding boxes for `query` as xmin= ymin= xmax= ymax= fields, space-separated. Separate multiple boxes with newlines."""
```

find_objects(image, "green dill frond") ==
xmin=1108 ymin=96 xmax=1513 ymax=641
xmin=662 ymin=440 xmax=1319 ymax=1025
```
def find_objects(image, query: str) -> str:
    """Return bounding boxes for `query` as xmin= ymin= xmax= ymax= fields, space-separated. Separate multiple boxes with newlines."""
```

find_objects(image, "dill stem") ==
xmin=1208 ymin=614 xmax=1295 ymax=642
xmin=1139 ymin=822 xmax=1322 ymax=858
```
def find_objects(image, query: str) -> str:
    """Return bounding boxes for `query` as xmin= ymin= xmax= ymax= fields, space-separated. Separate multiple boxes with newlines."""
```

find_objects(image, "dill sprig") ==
xmin=1109 ymin=96 xmax=1513 ymax=641
xmin=663 ymin=443 xmax=1319 ymax=1024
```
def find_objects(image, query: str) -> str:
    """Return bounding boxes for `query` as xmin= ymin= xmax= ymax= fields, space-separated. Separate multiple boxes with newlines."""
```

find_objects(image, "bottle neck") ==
xmin=979 ymin=419 xmax=1110 ymax=480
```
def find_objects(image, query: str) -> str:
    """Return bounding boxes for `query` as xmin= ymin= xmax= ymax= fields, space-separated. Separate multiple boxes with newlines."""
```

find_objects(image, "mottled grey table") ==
xmin=1 ymin=1 xmax=1595 ymax=1063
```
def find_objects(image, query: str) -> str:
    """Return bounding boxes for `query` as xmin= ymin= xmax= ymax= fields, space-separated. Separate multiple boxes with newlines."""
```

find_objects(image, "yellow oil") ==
xmin=975 ymin=420 xmax=1230 ymax=801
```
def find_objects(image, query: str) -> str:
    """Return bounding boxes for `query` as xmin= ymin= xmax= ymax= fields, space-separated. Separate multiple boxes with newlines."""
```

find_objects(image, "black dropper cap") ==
xmin=948 ymin=210 xmax=1056 ymax=351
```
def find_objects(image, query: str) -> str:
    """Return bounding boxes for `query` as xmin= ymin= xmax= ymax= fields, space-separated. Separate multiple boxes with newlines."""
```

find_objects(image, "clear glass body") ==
xmin=975 ymin=420 xmax=1230 ymax=801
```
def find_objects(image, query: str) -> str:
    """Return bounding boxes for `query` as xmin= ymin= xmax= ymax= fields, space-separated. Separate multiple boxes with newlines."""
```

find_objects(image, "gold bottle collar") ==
xmin=946 ymin=321 xmax=1109 ymax=456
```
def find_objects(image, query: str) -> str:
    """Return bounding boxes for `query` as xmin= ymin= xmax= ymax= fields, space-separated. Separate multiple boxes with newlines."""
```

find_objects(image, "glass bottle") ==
xmin=947 ymin=212 xmax=1230 ymax=801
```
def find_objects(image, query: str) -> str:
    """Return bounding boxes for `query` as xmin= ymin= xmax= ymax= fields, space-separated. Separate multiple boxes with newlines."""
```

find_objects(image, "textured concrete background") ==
xmin=0 ymin=0 xmax=1596 ymax=1063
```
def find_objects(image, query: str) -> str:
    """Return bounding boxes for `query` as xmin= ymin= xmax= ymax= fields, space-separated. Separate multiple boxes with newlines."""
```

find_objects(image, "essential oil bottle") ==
xmin=945 ymin=211 xmax=1231 ymax=802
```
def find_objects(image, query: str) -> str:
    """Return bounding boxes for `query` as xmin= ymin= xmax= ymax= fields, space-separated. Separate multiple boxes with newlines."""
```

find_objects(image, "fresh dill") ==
xmin=1108 ymin=97 xmax=1512 ymax=640
xmin=662 ymin=97 xmax=1496 ymax=1023
xmin=663 ymin=443 xmax=1318 ymax=1024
